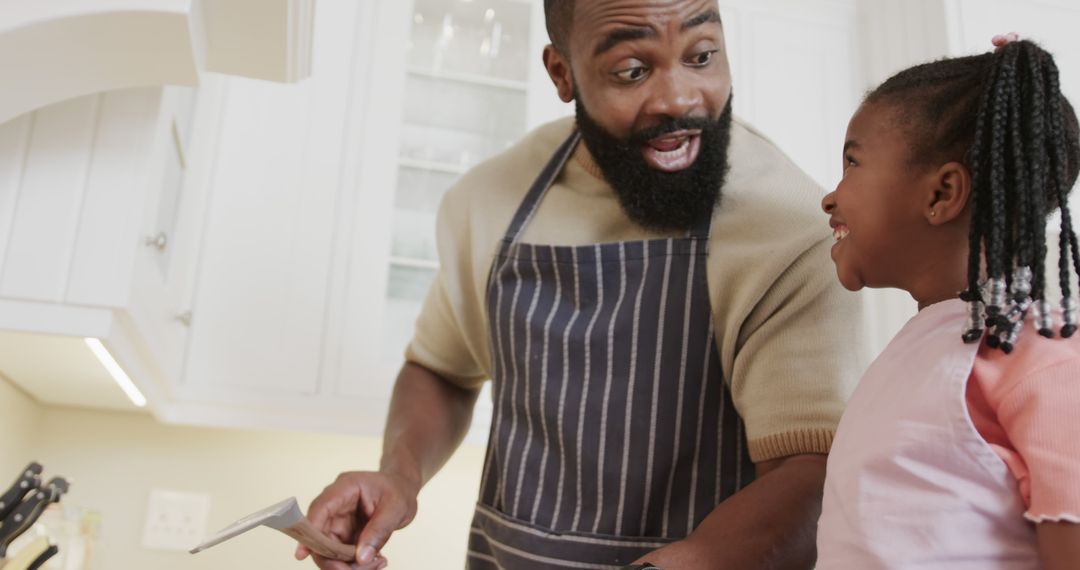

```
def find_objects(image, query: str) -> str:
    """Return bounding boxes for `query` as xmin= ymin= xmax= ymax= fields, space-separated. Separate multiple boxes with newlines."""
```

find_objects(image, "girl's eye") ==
xmin=688 ymin=49 xmax=718 ymax=67
xmin=614 ymin=65 xmax=649 ymax=82
xmin=844 ymin=154 xmax=858 ymax=168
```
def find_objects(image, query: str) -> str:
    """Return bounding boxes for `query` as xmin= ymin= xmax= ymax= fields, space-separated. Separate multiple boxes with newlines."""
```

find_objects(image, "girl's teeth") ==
xmin=833 ymin=227 xmax=849 ymax=241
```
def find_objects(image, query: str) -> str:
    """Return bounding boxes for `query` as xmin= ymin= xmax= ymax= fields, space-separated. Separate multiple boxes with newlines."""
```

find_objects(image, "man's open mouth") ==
xmin=641 ymin=130 xmax=702 ymax=173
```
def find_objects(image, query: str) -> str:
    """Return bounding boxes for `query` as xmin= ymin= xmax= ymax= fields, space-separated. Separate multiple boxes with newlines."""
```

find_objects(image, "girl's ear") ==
xmin=926 ymin=161 xmax=972 ymax=225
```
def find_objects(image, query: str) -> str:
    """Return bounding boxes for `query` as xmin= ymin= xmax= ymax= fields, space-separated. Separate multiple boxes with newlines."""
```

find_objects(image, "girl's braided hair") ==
xmin=868 ymin=40 xmax=1080 ymax=352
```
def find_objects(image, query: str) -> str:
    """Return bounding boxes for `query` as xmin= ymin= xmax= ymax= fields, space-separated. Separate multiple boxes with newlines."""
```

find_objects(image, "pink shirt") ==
xmin=816 ymin=299 xmax=1080 ymax=569
xmin=968 ymin=326 xmax=1080 ymax=523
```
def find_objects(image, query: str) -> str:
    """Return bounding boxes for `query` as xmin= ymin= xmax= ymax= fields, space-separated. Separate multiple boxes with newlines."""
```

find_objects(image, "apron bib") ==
xmin=818 ymin=299 xmax=1039 ymax=569
xmin=466 ymin=132 xmax=754 ymax=569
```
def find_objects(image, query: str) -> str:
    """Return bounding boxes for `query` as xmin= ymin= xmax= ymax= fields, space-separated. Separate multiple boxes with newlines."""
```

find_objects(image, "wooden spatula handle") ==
xmin=280 ymin=518 xmax=356 ymax=561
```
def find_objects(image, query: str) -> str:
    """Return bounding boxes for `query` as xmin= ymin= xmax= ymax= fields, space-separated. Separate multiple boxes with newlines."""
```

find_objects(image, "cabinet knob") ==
xmin=145 ymin=232 xmax=168 ymax=251
xmin=176 ymin=311 xmax=193 ymax=327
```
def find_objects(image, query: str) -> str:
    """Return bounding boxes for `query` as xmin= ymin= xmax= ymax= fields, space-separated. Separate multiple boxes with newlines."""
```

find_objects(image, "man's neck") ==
xmin=572 ymin=135 xmax=607 ymax=181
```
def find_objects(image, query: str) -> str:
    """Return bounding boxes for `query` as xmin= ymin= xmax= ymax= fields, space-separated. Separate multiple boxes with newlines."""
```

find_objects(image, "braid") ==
xmin=1046 ymin=57 xmax=1080 ymax=336
xmin=1006 ymin=48 xmax=1032 ymax=271
xmin=1024 ymin=46 xmax=1049 ymax=304
xmin=985 ymin=51 xmax=1011 ymax=326
xmin=964 ymin=63 xmax=997 ymax=306
xmin=868 ymin=40 xmax=1080 ymax=350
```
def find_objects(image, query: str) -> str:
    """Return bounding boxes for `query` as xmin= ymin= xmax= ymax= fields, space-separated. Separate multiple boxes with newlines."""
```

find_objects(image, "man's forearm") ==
xmin=684 ymin=454 xmax=826 ymax=569
xmin=635 ymin=454 xmax=826 ymax=568
xmin=379 ymin=362 xmax=481 ymax=491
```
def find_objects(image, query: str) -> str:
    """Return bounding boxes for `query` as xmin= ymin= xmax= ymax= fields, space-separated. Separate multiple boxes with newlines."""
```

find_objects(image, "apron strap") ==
xmin=503 ymin=130 xmax=582 ymax=244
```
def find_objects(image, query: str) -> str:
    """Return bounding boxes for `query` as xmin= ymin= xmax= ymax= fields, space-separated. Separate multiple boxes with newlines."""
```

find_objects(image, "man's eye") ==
xmin=688 ymin=50 xmax=718 ymax=67
xmin=614 ymin=66 xmax=648 ymax=82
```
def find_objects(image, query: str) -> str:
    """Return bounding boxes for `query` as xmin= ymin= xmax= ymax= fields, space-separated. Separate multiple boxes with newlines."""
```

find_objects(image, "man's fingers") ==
xmin=301 ymin=472 xmax=410 ymax=569
xmin=296 ymin=544 xmax=311 ymax=560
xmin=351 ymin=554 xmax=388 ymax=570
xmin=311 ymin=552 xmax=357 ymax=570
xmin=328 ymin=517 xmax=360 ymax=544
xmin=354 ymin=504 xmax=404 ymax=564
xmin=307 ymin=494 xmax=331 ymax=526
xmin=308 ymin=488 xmax=349 ymax=529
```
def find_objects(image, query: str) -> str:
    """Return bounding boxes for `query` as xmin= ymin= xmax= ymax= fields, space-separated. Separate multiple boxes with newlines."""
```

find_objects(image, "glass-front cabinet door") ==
xmin=383 ymin=0 xmax=555 ymax=366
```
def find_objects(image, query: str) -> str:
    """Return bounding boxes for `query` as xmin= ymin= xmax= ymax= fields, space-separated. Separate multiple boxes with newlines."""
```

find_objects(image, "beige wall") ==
xmin=9 ymin=405 xmax=483 ymax=569
xmin=0 ymin=374 xmax=42 ymax=478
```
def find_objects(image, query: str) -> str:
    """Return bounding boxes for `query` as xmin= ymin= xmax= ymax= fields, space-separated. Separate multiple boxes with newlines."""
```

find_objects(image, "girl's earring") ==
xmin=930 ymin=210 xmax=937 ymax=217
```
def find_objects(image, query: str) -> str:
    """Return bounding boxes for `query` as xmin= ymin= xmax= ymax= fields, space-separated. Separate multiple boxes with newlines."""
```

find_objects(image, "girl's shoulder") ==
xmin=973 ymin=328 xmax=1080 ymax=403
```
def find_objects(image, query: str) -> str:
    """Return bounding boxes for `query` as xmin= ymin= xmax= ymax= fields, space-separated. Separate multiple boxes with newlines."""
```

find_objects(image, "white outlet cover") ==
xmin=142 ymin=489 xmax=211 ymax=551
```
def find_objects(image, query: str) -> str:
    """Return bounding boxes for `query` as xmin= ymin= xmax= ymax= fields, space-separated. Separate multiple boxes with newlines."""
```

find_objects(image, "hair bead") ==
xmin=1033 ymin=299 xmax=1055 ymax=338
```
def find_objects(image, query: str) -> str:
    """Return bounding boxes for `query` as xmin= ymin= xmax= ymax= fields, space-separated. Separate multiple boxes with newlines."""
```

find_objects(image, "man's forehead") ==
xmin=573 ymin=0 xmax=720 ymax=32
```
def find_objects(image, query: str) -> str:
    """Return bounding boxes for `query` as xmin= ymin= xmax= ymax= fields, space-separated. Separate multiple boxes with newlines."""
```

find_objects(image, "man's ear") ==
xmin=926 ymin=161 xmax=972 ymax=225
xmin=543 ymin=45 xmax=575 ymax=103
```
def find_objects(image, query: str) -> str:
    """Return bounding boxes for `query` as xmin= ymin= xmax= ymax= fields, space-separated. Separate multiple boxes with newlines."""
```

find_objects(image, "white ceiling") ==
xmin=0 ymin=330 xmax=144 ymax=413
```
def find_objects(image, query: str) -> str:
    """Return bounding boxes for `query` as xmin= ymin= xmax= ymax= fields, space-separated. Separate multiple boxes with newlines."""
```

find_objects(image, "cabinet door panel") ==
xmin=0 ymin=116 xmax=32 ymax=277
xmin=67 ymin=89 xmax=161 ymax=308
xmin=0 ymin=96 xmax=99 ymax=302
xmin=327 ymin=0 xmax=411 ymax=404
xmin=183 ymin=0 xmax=360 ymax=395
xmin=121 ymin=86 xmax=202 ymax=390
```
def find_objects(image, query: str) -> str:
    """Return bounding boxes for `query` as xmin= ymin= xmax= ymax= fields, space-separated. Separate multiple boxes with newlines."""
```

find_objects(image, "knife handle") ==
xmin=279 ymin=518 xmax=356 ymax=561
xmin=26 ymin=544 xmax=58 ymax=570
xmin=39 ymin=478 xmax=68 ymax=499
xmin=0 ymin=477 xmax=67 ymax=558
xmin=0 ymin=464 xmax=42 ymax=522
xmin=0 ymin=492 xmax=49 ymax=558
xmin=0 ymin=536 xmax=50 ymax=570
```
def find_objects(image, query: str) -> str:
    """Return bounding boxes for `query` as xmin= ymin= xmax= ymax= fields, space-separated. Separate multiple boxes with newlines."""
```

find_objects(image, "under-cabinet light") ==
xmin=84 ymin=338 xmax=147 ymax=408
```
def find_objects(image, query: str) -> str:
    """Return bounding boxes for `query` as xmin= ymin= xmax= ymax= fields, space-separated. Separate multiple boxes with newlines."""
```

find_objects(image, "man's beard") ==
xmin=575 ymin=96 xmax=733 ymax=232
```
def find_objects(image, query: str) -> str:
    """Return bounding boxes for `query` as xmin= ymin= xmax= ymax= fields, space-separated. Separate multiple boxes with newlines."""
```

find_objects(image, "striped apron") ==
xmin=467 ymin=131 xmax=755 ymax=569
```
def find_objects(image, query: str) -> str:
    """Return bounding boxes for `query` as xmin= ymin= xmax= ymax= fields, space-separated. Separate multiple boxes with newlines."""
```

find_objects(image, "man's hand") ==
xmin=295 ymin=470 xmax=421 ymax=570
xmin=631 ymin=537 xmax=708 ymax=568
xmin=293 ymin=363 xmax=478 ymax=568
xmin=632 ymin=454 xmax=827 ymax=569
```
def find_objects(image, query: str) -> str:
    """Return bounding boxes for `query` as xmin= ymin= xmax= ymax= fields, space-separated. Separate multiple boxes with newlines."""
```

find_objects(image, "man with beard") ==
xmin=297 ymin=1 xmax=865 ymax=568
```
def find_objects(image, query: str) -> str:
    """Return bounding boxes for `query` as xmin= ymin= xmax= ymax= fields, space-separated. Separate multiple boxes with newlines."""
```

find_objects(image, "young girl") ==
xmin=817 ymin=40 xmax=1080 ymax=569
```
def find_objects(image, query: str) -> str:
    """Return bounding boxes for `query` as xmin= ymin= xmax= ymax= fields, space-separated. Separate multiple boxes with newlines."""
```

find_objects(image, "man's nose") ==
xmin=643 ymin=70 xmax=704 ymax=120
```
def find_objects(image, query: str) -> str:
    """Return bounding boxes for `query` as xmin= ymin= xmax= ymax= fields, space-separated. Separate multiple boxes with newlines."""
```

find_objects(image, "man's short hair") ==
xmin=544 ymin=0 xmax=574 ymax=54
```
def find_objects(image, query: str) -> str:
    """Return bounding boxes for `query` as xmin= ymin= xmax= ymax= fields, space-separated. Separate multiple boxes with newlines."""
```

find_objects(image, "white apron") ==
xmin=817 ymin=299 xmax=1039 ymax=569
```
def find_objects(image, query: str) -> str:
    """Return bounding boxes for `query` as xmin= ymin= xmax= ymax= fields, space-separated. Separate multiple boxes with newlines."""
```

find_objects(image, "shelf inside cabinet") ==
xmin=389 ymin=256 xmax=440 ymax=270
xmin=407 ymin=66 xmax=528 ymax=92
xmin=398 ymin=157 xmax=468 ymax=175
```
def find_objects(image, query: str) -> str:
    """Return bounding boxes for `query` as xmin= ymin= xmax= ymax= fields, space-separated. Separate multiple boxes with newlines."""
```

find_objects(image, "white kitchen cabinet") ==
xmin=162 ymin=0 xmax=399 ymax=433
xmin=155 ymin=0 xmax=565 ymax=434
xmin=0 ymin=83 xmax=211 ymax=408
xmin=378 ymin=0 xmax=548 ymax=372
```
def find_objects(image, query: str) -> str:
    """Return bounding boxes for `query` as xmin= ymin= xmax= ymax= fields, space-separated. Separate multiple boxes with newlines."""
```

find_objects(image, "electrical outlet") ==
xmin=141 ymin=489 xmax=210 ymax=551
